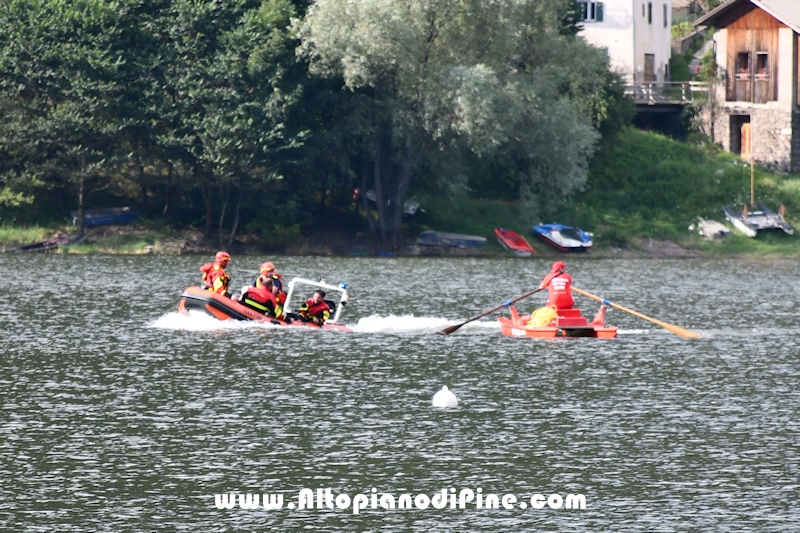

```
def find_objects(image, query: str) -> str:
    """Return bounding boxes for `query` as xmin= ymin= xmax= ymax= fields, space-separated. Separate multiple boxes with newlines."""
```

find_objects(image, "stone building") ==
xmin=694 ymin=0 xmax=800 ymax=173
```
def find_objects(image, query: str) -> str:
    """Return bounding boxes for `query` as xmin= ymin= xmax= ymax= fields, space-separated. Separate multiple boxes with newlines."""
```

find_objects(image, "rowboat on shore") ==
xmin=7 ymin=233 xmax=85 ymax=253
xmin=416 ymin=231 xmax=487 ymax=248
xmin=494 ymin=227 xmax=535 ymax=257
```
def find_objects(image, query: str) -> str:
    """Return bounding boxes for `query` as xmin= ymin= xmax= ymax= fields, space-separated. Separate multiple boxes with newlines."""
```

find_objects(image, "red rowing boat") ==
xmin=494 ymin=227 xmax=536 ymax=257
xmin=498 ymin=306 xmax=617 ymax=338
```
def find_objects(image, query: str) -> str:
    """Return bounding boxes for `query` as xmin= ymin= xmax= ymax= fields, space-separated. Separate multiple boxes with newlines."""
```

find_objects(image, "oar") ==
xmin=438 ymin=287 xmax=545 ymax=335
xmin=570 ymin=286 xmax=702 ymax=339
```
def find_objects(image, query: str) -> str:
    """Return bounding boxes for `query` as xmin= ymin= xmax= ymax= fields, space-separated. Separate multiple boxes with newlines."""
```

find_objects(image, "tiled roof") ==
xmin=754 ymin=0 xmax=800 ymax=33
xmin=695 ymin=0 xmax=800 ymax=33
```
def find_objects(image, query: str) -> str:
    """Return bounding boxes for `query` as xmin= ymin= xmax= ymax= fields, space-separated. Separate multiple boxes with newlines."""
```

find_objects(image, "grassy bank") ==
xmin=2 ymin=128 xmax=800 ymax=257
xmin=412 ymin=128 xmax=800 ymax=256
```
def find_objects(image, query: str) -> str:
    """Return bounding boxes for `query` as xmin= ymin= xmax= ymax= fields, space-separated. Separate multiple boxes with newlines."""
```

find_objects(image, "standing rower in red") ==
xmin=539 ymin=261 xmax=574 ymax=310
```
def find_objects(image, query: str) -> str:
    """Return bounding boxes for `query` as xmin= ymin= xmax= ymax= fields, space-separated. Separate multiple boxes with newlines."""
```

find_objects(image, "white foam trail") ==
xmin=148 ymin=311 xmax=277 ymax=331
xmin=351 ymin=314 xmax=500 ymax=333
xmin=618 ymin=329 xmax=651 ymax=335
xmin=149 ymin=312 xmax=503 ymax=334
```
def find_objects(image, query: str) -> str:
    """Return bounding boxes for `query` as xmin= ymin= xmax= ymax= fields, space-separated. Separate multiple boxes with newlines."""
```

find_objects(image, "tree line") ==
xmin=0 ymin=0 xmax=632 ymax=248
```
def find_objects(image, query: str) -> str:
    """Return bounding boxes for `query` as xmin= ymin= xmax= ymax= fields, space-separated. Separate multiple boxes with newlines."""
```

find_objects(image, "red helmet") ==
xmin=215 ymin=251 xmax=231 ymax=264
xmin=259 ymin=261 xmax=275 ymax=274
xmin=551 ymin=261 xmax=566 ymax=272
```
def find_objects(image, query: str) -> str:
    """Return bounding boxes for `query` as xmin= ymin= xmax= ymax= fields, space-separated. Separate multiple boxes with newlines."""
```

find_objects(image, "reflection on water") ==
xmin=1 ymin=254 xmax=799 ymax=531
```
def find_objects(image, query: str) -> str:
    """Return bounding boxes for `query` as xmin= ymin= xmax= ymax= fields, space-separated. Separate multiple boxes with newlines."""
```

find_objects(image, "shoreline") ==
xmin=2 ymin=223 xmax=798 ymax=259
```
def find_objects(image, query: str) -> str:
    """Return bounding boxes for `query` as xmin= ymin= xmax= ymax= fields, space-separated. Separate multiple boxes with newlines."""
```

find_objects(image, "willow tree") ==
xmin=297 ymin=0 xmax=615 ymax=248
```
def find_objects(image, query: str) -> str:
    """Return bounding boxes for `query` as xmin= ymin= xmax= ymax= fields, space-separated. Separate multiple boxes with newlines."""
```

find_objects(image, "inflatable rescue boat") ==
xmin=498 ymin=305 xmax=617 ymax=338
xmin=177 ymin=277 xmax=353 ymax=332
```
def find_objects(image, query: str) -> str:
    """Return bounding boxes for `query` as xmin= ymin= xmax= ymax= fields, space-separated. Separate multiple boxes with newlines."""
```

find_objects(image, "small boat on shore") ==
xmin=177 ymin=277 xmax=352 ymax=332
xmin=494 ymin=227 xmax=535 ymax=257
xmin=722 ymin=204 xmax=794 ymax=237
xmin=532 ymin=224 xmax=592 ymax=252
xmin=417 ymin=231 xmax=486 ymax=248
xmin=498 ymin=306 xmax=617 ymax=339
xmin=691 ymin=218 xmax=732 ymax=240
xmin=7 ymin=233 xmax=85 ymax=253
xmin=71 ymin=207 xmax=140 ymax=227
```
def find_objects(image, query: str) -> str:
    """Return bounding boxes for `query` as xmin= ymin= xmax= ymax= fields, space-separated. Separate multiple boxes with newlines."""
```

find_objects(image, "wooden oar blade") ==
xmin=438 ymin=324 xmax=461 ymax=335
xmin=572 ymin=286 xmax=703 ymax=339
xmin=437 ymin=287 xmax=546 ymax=335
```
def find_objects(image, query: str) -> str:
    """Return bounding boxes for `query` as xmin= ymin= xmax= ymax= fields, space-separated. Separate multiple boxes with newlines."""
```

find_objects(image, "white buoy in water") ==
xmin=432 ymin=385 xmax=458 ymax=408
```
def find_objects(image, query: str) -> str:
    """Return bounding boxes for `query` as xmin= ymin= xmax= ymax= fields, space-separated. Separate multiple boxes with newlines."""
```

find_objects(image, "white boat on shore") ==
xmin=722 ymin=204 xmax=793 ymax=238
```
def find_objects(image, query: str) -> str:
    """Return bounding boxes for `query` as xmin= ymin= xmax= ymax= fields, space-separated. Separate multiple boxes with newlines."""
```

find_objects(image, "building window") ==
xmin=736 ymin=52 xmax=750 ymax=80
xmin=756 ymin=52 xmax=769 ymax=79
xmin=579 ymin=1 xmax=604 ymax=22
xmin=648 ymin=2 xmax=653 ymax=24
xmin=663 ymin=4 xmax=668 ymax=27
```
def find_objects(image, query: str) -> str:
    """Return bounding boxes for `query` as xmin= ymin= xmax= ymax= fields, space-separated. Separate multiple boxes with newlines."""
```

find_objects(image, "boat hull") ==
xmin=532 ymin=224 xmax=592 ymax=253
xmin=498 ymin=306 xmax=617 ymax=339
xmin=417 ymin=231 xmax=487 ymax=248
xmin=723 ymin=204 xmax=794 ymax=237
xmin=177 ymin=286 xmax=352 ymax=332
xmin=494 ymin=227 xmax=535 ymax=257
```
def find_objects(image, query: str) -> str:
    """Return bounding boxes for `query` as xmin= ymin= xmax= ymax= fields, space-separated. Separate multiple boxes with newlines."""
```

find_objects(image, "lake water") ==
xmin=2 ymin=254 xmax=799 ymax=531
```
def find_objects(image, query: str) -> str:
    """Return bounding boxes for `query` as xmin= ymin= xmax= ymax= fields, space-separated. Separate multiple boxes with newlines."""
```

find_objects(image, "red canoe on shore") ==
xmin=494 ymin=227 xmax=536 ymax=257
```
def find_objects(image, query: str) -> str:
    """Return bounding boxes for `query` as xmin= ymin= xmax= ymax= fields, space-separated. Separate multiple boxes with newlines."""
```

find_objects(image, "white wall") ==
xmin=777 ymin=27 xmax=794 ymax=107
xmin=633 ymin=0 xmax=673 ymax=82
xmin=581 ymin=0 xmax=636 ymax=82
xmin=580 ymin=0 xmax=672 ymax=83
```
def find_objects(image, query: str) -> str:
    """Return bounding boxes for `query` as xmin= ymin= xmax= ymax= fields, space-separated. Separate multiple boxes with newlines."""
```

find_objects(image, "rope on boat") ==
xmin=527 ymin=306 xmax=558 ymax=327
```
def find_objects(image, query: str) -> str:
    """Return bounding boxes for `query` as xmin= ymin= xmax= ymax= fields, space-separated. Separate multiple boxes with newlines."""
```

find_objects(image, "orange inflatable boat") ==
xmin=177 ymin=277 xmax=353 ymax=332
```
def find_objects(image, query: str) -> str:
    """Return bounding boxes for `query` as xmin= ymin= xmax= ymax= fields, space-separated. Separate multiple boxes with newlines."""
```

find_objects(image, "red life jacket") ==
xmin=200 ymin=263 xmax=213 ymax=286
xmin=206 ymin=263 xmax=231 ymax=294
xmin=241 ymin=286 xmax=276 ymax=315
xmin=544 ymin=272 xmax=574 ymax=310
xmin=299 ymin=299 xmax=331 ymax=323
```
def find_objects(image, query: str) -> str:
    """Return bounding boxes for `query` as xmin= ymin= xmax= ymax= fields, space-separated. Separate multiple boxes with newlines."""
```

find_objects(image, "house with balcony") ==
xmin=694 ymin=0 xmax=800 ymax=173
xmin=579 ymin=0 xmax=673 ymax=83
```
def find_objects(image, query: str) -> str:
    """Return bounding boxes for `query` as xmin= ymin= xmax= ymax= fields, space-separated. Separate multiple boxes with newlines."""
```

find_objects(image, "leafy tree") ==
xmin=0 ymin=0 xmax=131 ymax=231
xmin=155 ymin=0 xmax=301 ymax=243
xmin=297 ymin=0 xmax=617 ymax=247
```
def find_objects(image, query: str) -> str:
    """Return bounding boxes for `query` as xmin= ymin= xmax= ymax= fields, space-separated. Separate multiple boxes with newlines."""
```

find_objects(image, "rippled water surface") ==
xmin=2 ymin=254 xmax=799 ymax=531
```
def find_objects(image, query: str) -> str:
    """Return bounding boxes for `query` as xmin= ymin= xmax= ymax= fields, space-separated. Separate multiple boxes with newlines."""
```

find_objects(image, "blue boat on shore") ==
xmin=71 ymin=207 xmax=140 ymax=227
xmin=532 ymin=224 xmax=592 ymax=252
xmin=417 ymin=231 xmax=487 ymax=248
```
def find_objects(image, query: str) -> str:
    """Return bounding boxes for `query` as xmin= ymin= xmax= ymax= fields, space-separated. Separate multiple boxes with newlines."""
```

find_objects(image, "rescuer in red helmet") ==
xmin=249 ymin=261 xmax=287 ymax=320
xmin=200 ymin=251 xmax=232 ymax=297
xmin=538 ymin=261 xmax=573 ymax=310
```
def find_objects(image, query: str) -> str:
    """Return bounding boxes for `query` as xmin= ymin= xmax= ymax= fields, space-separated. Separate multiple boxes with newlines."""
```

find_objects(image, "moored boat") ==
xmin=71 ymin=207 xmax=140 ymax=227
xmin=532 ymin=224 xmax=592 ymax=252
xmin=498 ymin=306 xmax=617 ymax=339
xmin=8 ymin=233 xmax=85 ymax=253
xmin=177 ymin=277 xmax=352 ymax=332
xmin=494 ymin=227 xmax=535 ymax=257
xmin=722 ymin=203 xmax=794 ymax=237
xmin=417 ymin=231 xmax=486 ymax=248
